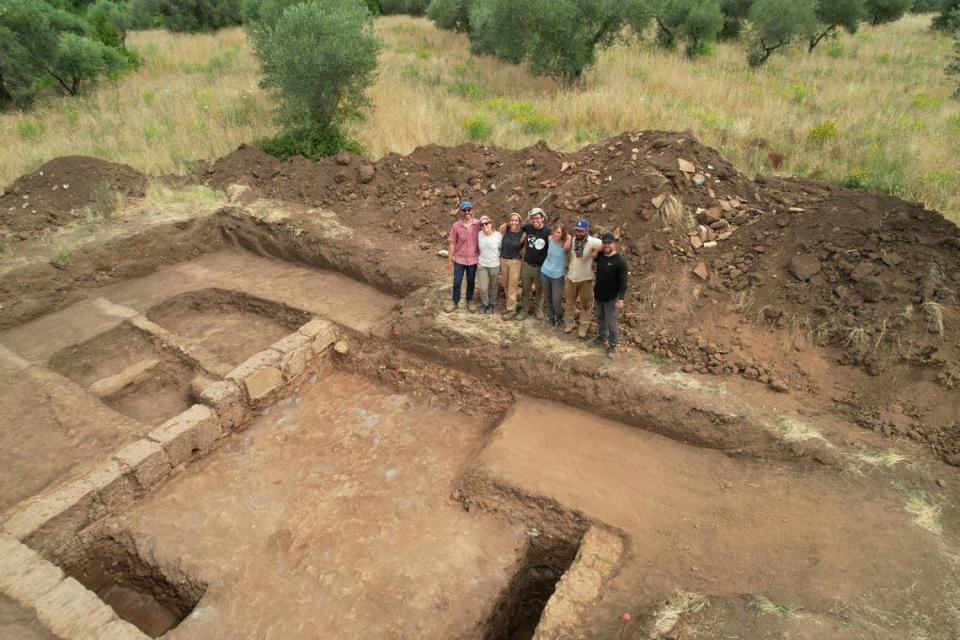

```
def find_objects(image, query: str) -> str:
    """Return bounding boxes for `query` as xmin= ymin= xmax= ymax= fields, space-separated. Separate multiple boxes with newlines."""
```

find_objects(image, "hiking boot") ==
xmin=588 ymin=337 xmax=606 ymax=348
xmin=535 ymin=308 xmax=545 ymax=320
xmin=563 ymin=324 xmax=575 ymax=334
xmin=467 ymin=302 xmax=478 ymax=313
xmin=578 ymin=329 xmax=588 ymax=339
xmin=606 ymin=344 xmax=618 ymax=358
xmin=444 ymin=302 xmax=459 ymax=313
xmin=501 ymin=310 xmax=515 ymax=321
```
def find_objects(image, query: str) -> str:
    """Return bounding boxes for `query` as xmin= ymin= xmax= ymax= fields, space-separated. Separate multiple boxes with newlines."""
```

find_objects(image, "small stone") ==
xmin=651 ymin=193 xmax=667 ymax=209
xmin=692 ymin=173 xmax=706 ymax=186
xmin=437 ymin=249 xmax=449 ymax=258
xmin=850 ymin=262 xmax=875 ymax=282
xmin=333 ymin=340 xmax=350 ymax=355
xmin=881 ymin=252 xmax=904 ymax=267
xmin=857 ymin=276 xmax=884 ymax=303
xmin=678 ymin=158 xmax=696 ymax=173
xmin=768 ymin=378 xmax=789 ymax=393
xmin=357 ymin=164 xmax=375 ymax=183
xmin=936 ymin=478 xmax=946 ymax=488
xmin=335 ymin=151 xmax=352 ymax=165
xmin=693 ymin=262 xmax=709 ymax=280
xmin=788 ymin=254 xmax=821 ymax=281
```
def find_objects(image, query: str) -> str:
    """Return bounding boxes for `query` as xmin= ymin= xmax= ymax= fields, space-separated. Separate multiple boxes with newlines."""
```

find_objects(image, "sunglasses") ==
xmin=482 ymin=221 xmax=491 ymax=225
xmin=462 ymin=208 xmax=473 ymax=212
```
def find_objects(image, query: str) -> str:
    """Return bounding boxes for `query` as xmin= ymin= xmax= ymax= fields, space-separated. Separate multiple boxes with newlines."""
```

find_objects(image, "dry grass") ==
xmin=650 ymin=590 xmax=707 ymax=636
xmin=2 ymin=15 xmax=959 ymax=226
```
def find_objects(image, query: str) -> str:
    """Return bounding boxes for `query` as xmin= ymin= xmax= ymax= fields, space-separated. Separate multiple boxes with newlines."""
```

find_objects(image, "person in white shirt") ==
xmin=563 ymin=219 xmax=602 ymax=338
xmin=476 ymin=215 xmax=503 ymax=314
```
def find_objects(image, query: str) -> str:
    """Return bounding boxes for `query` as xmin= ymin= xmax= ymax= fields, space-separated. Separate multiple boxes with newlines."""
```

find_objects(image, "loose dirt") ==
xmin=0 ymin=156 xmax=147 ymax=238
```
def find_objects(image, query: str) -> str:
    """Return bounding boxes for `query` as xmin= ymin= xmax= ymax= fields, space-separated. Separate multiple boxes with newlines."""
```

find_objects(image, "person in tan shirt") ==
xmin=563 ymin=219 xmax=602 ymax=338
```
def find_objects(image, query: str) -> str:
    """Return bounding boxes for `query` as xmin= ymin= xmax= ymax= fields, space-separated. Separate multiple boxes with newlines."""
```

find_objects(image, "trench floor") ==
xmin=0 ymin=594 xmax=55 ymax=640
xmin=471 ymin=399 xmax=958 ymax=637
xmin=114 ymin=372 xmax=526 ymax=640
xmin=0 ymin=249 xmax=398 ymax=512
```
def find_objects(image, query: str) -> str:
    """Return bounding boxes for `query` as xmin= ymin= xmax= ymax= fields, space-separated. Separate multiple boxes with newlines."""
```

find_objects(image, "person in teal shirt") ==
xmin=539 ymin=223 xmax=568 ymax=326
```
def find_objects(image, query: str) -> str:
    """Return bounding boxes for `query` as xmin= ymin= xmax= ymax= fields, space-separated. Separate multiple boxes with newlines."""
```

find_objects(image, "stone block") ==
xmin=298 ymin=318 xmax=338 ymax=355
xmin=113 ymin=439 xmax=172 ymax=490
xmin=0 ymin=533 xmax=64 ymax=607
xmin=271 ymin=332 xmax=311 ymax=354
xmin=34 ymin=577 xmax=117 ymax=640
xmin=89 ymin=359 xmax=160 ymax=398
xmin=280 ymin=346 xmax=311 ymax=380
xmin=91 ymin=618 xmax=152 ymax=640
xmin=227 ymin=350 xmax=284 ymax=403
xmin=198 ymin=380 xmax=247 ymax=431
xmin=148 ymin=405 xmax=222 ymax=467
xmin=2 ymin=480 xmax=96 ymax=553
xmin=84 ymin=459 xmax=137 ymax=513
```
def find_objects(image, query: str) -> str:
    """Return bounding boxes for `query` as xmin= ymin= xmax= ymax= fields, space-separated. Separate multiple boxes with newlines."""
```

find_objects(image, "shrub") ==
xmin=16 ymin=119 xmax=45 ymax=141
xmin=746 ymin=0 xmax=817 ymax=67
xmin=933 ymin=2 xmax=960 ymax=31
xmin=808 ymin=119 xmax=839 ymax=142
xmin=654 ymin=0 xmax=725 ymax=57
xmin=461 ymin=114 xmax=492 ymax=140
xmin=825 ymin=41 xmax=844 ymax=57
xmin=842 ymin=169 xmax=869 ymax=188
xmin=255 ymin=123 xmax=363 ymax=160
xmin=49 ymin=32 xmax=127 ymax=94
xmin=427 ymin=0 xmax=471 ymax=31
xmin=378 ymin=0 xmax=430 ymax=14
xmin=85 ymin=0 xmax=131 ymax=48
xmin=0 ymin=0 xmax=60 ymax=107
xmin=153 ymin=0 xmax=241 ymax=32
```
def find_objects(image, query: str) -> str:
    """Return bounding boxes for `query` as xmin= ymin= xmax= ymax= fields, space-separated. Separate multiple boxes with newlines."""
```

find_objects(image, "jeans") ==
xmin=520 ymin=261 xmax=542 ymax=313
xmin=477 ymin=265 xmax=500 ymax=306
xmin=500 ymin=258 xmax=521 ymax=311
xmin=563 ymin=278 xmax=594 ymax=336
xmin=452 ymin=263 xmax=477 ymax=305
xmin=596 ymin=300 xmax=620 ymax=345
xmin=540 ymin=273 xmax=565 ymax=324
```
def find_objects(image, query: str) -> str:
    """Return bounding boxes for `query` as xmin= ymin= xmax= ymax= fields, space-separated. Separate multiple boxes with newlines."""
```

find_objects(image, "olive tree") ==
xmin=246 ymin=0 xmax=381 ymax=158
xmin=808 ymin=0 xmax=865 ymax=51
xmin=863 ymin=0 xmax=912 ymax=24
xmin=427 ymin=0 xmax=471 ymax=32
xmin=746 ymin=0 xmax=817 ymax=66
xmin=653 ymin=0 xmax=725 ymax=57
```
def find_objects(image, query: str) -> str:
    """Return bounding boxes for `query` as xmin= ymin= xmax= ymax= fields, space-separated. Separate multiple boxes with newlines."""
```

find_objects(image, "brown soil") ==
xmin=193 ymin=134 xmax=960 ymax=460
xmin=0 ymin=156 xmax=147 ymax=238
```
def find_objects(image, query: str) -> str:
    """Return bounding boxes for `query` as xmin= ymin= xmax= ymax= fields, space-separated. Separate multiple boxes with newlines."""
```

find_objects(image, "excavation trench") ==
xmin=60 ymin=532 xmax=206 ymax=638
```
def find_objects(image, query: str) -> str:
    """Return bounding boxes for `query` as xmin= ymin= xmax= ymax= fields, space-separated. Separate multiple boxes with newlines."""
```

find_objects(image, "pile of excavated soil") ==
xmin=198 ymin=133 xmax=960 ymax=458
xmin=0 ymin=156 xmax=147 ymax=238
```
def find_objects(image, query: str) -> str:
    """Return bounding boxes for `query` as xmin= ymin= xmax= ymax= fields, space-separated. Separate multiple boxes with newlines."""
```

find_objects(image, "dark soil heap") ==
xmin=198 ymin=133 xmax=960 ymax=458
xmin=0 ymin=156 xmax=147 ymax=237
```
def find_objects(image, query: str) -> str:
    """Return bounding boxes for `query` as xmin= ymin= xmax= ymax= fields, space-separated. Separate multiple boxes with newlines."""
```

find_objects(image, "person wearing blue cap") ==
xmin=445 ymin=200 xmax=480 ymax=313
xmin=563 ymin=219 xmax=602 ymax=338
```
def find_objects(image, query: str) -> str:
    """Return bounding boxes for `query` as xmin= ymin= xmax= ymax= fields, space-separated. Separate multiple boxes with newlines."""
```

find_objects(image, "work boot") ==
xmin=578 ymin=329 xmax=588 ymax=339
xmin=588 ymin=337 xmax=606 ymax=348
xmin=563 ymin=323 xmax=575 ymax=334
xmin=535 ymin=307 xmax=544 ymax=321
xmin=501 ymin=310 xmax=515 ymax=321
xmin=606 ymin=344 xmax=618 ymax=358
xmin=444 ymin=302 xmax=458 ymax=313
xmin=467 ymin=302 xmax=478 ymax=313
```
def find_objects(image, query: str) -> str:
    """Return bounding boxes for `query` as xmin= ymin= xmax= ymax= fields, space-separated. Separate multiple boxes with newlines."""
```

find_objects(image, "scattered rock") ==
xmin=678 ymin=158 xmax=696 ymax=173
xmin=857 ymin=276 xmax=884 ymax=303
xmin=357 ymin=164 xmax=375 ymax=184
xmin=788 ymin=254 xmax=821 ymax=281
xmin=693 ymin=262 xmax=709 ymax=280
xmin=333 ymin=340 xmax=350 ymax=355
xmin=335 ymin=151 xmax=352 ymax=166
xmin=768 ymin=378 xmax=789 ymax=393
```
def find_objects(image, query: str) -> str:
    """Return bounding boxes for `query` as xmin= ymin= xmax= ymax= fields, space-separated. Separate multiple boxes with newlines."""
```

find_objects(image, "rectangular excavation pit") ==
xmin=483 ymin=535 xmax=582 ymax=640
xmin=49 ymin=323 xmax=201 ymax=426
xmin=145 ymin=288 xmax=312 ymax=370
xmin=59 ymin=532 xmax=206 ymax=638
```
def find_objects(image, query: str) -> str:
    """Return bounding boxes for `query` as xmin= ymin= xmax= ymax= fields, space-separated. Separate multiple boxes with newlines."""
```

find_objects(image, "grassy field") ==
xmin=1 ymin=14 xmax=959 ymax=224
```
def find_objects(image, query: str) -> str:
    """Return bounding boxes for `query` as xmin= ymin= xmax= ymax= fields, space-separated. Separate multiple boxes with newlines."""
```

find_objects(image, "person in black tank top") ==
xmin=499 ymin=212 xmax=524 ymax=319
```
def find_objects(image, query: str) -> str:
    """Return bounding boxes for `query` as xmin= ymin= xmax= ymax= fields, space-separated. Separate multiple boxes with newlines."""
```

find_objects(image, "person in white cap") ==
xmin=518 ymin=207 xmax=551 ymax=320
xmin=563 ymin=219 xmax=602 ymax=338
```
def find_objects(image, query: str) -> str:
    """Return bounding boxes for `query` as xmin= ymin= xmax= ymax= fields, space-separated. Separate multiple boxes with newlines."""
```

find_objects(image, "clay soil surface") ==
xmin=109 ymin=372 xmax=526 ymax=639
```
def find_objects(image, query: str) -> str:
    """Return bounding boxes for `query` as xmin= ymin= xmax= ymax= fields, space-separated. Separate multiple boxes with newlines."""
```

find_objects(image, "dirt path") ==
xmin=465 ymin=399 xmax=959 ymax=638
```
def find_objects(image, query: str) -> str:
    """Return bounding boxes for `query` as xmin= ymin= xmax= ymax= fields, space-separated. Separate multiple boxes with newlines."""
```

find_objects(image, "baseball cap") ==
xmin=601 ymin=232 xmax=615 ymax=244
xmin=574 ymin=219 xmax=590 ymax=231
xmin=459 ymin=200 xmax=473 ymax=211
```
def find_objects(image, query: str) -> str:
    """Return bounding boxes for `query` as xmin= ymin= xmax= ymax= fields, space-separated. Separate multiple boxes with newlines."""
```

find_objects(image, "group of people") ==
xmin=446 ymin=200 xmax=628 ymax=355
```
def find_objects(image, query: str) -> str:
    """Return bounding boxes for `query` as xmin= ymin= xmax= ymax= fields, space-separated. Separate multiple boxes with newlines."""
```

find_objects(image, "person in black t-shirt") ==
xmin=519 ymin=207 xmax=551 ymax=320
xmin=589 ymin=233 xmax=628 ymax=356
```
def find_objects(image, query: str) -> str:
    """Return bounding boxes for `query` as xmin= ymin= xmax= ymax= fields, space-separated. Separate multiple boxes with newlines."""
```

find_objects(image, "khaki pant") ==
xmin=564 ymin=278 xmax=594 ymax=336
xmin=501 ymin=258 xmax=521 ymax=311
xmin=520 ymin=261 xmax=542 ymax=315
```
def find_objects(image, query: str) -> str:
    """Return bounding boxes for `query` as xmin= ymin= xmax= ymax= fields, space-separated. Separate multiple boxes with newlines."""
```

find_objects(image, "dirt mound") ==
xmin=195 ymin=133 xmax=960 ymax=459
xmin=0 ymin=156 xmax=147 ymax=238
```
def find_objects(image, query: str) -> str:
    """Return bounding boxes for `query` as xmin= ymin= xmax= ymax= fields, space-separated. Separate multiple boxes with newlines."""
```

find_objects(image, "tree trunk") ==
xmin=808 ymin=24 xmax=837 ymax=52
